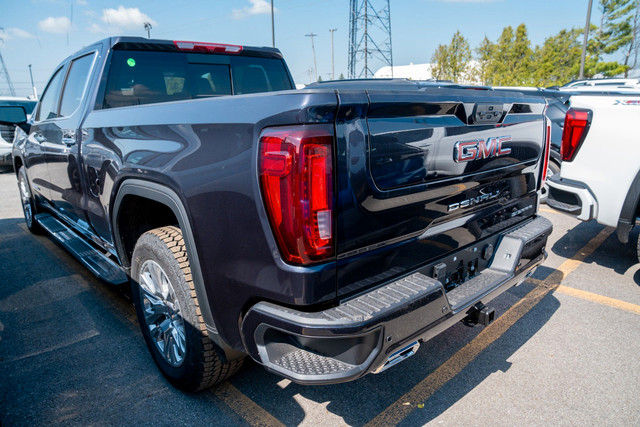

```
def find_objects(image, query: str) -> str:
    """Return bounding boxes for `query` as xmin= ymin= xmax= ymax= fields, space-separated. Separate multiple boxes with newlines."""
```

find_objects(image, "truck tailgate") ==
xmin=334 ymin=89 xmax=546 ymax=298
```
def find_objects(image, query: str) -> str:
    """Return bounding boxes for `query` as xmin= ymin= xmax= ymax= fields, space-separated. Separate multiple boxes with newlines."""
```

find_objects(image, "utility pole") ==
xmin=579 ymin=0 xmax=593 ymax=79
xmin=144 ymin=22 xmax=152 ymax=39
xmin=329 ymin=28 xmax=337 ymax=80
xmin=0 ymin=28 xmax=16 ymax=96
xmin=28 ymin=64 xmax=37 ymax=100
xmin=271 ymin=0 xmax=275 ymax=47
xmin=305 ymin=32 xmax=318 ymax=82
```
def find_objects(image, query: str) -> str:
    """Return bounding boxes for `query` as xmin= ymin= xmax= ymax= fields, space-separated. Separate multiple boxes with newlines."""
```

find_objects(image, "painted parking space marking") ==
xmin=555 ymin=285 xmax=640 ymax=315
xmin=539 ymin=207 xmax=560 ymax=215
xmin=208 ymin=382 xmax=286 ymax=427
xmin=364 ymin=227 xmax=613 ymax=426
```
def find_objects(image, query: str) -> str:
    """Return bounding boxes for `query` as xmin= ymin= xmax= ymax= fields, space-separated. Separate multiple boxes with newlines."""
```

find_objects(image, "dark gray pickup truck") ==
xmin=0 ymin=37 xmax=552 ymax=391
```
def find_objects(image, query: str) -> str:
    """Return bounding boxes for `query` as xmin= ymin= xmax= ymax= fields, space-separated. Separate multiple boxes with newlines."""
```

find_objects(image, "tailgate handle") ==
xmin=473 ymin=103 xmax=503 ymax=124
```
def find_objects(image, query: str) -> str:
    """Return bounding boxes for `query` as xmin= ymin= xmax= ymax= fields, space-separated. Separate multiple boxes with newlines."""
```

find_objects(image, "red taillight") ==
xmin=561 ymin=108 xmax=591 ymax=162
xmin=541 ymin=120 xmax=551 ymax=184
xmin=259 ymin=125 xmax=334 ymax=265
xmin=173 ymin=41 xmax=243 ymax=54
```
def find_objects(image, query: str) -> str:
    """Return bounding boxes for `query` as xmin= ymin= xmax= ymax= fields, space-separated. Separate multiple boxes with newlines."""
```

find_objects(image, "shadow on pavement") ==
xmin=228 ymin=265 xmax=562 ymax=425
xmin=551 ymin=221 xmax=639 ymax=275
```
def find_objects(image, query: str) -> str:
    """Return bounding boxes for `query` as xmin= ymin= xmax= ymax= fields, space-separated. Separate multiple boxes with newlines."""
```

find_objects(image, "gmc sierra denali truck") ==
xmin=547 ymin=95 xmax=640 ymax=261
xmin=0 ymin=37 xmax=552 ymax=391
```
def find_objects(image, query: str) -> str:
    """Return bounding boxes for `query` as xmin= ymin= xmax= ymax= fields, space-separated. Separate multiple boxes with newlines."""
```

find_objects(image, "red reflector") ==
xmin=561 ymin=108 xmax=591 ymax=162
xmin=541 ymin=120 xmax=551 ymax=184
xmin=259 ymin=125 xmax=334 ymax=265
xmin=173 ymin=40 xmax=243 ymax=54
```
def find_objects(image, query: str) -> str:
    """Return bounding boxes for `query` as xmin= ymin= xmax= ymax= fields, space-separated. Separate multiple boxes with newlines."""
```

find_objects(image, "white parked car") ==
xmin=546 ymin=94 xmax=640 ymax=261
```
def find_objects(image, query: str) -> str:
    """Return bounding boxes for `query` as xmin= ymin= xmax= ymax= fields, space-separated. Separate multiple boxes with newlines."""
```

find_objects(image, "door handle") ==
xmin=34 ymin=133 xmax=46 ymax=143
xmin=62 ymin=131 xmax=76 ymax=146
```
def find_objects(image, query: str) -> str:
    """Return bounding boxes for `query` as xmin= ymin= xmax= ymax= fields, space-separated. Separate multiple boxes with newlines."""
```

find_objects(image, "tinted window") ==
xmin=232 ymin=56 xmax=292 ymax=95
xmin=103 ymin=50 xmax=291 ymax=109
xmin=36 ymin=67 xmax=65 ymax=121
xmin=60 ymin=53 xmax=96 ymax=117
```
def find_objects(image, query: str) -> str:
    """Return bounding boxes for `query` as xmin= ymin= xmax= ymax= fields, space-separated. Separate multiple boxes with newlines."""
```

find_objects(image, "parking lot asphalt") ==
xmin=1 ymin=168 xmax=639 ymax=426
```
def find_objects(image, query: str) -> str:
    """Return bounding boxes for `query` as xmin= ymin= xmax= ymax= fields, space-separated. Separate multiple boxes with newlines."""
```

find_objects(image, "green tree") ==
xmin=475 ymin=36 xmax=494 ymax=85
xmin=431 ymin=30 xmax=472 ymax=83
xmin=338 ymin=73 xmax=345 ymax=80
xmin=489 ymin=24 xmax=535 ymax=86
xmin=622 ymin=1 xmax=640 ymax=75
xmin=592 ymin=0 xmax=637 ymax=76
xmin=532 ymin=28 xmax=583 ymax=86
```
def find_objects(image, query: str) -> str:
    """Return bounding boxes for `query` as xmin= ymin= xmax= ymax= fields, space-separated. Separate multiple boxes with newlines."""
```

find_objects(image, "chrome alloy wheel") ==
xmin=138 ymin=260 xmax=187 ymax=367
xmin=19 ymin=175 xmax=33 ymax=225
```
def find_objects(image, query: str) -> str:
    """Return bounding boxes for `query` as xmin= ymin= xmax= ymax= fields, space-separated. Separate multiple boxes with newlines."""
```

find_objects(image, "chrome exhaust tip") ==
xmin=373 ymin=340 xmax=420 ymax=374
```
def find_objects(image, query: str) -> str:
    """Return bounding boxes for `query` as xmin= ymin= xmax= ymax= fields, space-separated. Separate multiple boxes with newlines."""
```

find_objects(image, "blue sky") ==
xmin=1 ymin=0 xmax=605 ymax=97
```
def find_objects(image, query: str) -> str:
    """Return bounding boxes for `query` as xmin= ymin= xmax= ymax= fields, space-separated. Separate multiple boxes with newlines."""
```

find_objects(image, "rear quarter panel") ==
xmin=561 ymin=96 xmax=640 ymax=227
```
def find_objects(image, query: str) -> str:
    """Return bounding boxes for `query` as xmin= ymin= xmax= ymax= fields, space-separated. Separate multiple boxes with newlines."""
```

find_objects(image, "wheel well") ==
xmin=116 ymin=195 xmax=178 ymax=267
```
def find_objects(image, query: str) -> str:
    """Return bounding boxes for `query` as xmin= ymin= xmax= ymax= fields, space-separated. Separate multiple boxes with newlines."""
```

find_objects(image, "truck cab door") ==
xmin=41 ymin=52 xmax=97 ymax=230
xmin=25 ymin=65 xmax=68 ymax=204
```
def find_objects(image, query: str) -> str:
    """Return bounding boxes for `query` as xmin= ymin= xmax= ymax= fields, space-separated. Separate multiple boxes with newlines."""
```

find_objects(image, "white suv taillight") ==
xmin=258 ymin=125 xmax=334 ymax=265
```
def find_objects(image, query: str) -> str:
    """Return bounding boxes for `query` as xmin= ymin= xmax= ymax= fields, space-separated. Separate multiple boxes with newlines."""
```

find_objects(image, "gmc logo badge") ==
xmin=454 ymin=136 xmax=512 ymax=162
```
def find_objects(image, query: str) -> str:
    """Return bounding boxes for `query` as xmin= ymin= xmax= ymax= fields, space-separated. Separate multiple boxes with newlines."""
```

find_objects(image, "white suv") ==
xmin=0 ymin=97 xmax=37 ymax=168
xmin=558 ymin=78 xmax=640 ymax=92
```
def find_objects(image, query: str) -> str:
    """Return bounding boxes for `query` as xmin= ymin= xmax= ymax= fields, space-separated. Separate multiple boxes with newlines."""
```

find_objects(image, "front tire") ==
xmin=131 ymin=226 xmax=243 ymax=391
xmin=17 ymin=166 xmax=43 ymax=233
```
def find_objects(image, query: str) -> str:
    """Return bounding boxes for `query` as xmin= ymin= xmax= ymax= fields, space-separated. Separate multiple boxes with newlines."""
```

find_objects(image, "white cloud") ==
xmin=77 ymin=0 xmax=88 ymax=5
xmin=4 ymin=28 xmax=36 ymax=39
xmin=232 ymin=0 xmax=274 ymax=20
xmin=38 ymin=16 xmax=72 ymax=34
xmin=101 ymin=6 xmax=156 ymax=30
xmin=87 ymin=23 xmax=106 ymax=34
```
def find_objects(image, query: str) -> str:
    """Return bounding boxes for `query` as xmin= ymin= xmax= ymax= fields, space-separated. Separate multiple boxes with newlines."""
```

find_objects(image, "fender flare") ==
xmin=616 ymin=169 xmax=640 ymax=244
xmin=112 ymin=179 xmax=244 ymax=361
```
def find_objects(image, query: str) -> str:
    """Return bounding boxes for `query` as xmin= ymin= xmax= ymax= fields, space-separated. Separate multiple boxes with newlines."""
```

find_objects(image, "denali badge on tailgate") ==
xmin=454 ymin=136 xmax=512 ymax=162
xmin=448 ymin=190 xmax=501 ymax=212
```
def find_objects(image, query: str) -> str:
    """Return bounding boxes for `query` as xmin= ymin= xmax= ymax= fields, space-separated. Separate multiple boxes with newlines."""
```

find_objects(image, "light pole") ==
xmin=144 ymin=22 xmax=152 ymax=39
xmin=329 ymin=28 xmax=337 ymax=80
xmin=305 ymin=33 xmax=318 ymax=82
xmin=28 ymin=64 xmax=37 ymax=100
xmin=271 ymin=0 xmax=275 ymax=48
xmin=579 ymin=0 xmax=593 ymax=79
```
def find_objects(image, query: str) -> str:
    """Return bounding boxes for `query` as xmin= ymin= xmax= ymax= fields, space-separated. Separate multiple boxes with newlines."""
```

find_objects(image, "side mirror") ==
xmin=0 ymin=106 xmax=31 ymax=134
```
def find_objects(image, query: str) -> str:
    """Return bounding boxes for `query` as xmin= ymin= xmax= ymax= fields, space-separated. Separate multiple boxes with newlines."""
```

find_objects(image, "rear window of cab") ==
xmin=103 ymin=50 xmax=293 ymax=109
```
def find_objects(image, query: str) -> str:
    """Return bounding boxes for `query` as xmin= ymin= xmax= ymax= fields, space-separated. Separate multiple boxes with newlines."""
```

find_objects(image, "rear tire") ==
xmin=17 ymin=166 xmax=43 ymax=234
xmin=131 ymin=226 xmax=243 ymax=391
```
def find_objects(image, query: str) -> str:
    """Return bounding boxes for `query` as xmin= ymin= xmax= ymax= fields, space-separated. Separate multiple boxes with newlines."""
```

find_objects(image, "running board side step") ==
xmin=35 ymin=213 xmax=128 ymax=285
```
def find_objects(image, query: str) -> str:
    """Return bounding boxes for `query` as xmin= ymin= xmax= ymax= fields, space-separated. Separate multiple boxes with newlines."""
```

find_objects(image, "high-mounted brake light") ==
xmin=259 ymin=125 xmax=334 ymax=265
xmin=561 ymin=108 xmax=591 ymax=162
xmin=173 ymin=41 xmax=243 ymax=54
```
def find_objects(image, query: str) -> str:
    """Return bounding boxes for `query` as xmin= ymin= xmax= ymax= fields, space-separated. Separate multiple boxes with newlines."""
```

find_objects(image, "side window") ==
xmin=36 ymin=67 xmax=65 ymax=121
xmin=59 ymin=53 xmax=96 ymax=117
